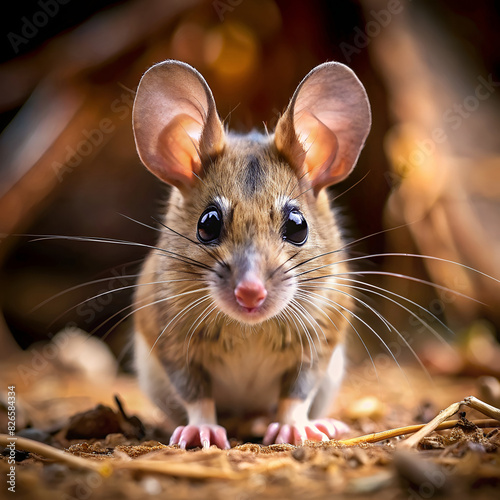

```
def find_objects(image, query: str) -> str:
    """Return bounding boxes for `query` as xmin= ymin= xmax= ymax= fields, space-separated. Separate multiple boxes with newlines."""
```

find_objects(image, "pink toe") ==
xmin=199 ymin=425 xmax=211 ymax=449
xmin=263 ymin=422 xmax=280 ymax=445
xmin=312 ymin=419 xmax=349 ymax=439
xmin=304 ymin=425 xmax=328 ymax=442
xmin=169 ymin=426 xmax=184 ymax=446
xmin=314 ymin=420 xmax=336 ymax=438
xmin=276 ymin=424 xmax=293 ymax=444
xmin=212 ymin=426 xmax=230 ymax=450
xmin=179 ymin=425 xmax=200 ymax=449
xmin=291 ymin=425 xmax=308 ymax=444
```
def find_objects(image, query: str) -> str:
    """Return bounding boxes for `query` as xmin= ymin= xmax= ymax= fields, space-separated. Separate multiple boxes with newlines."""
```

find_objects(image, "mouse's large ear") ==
xmin=274 ymin=62 xmax=371 ymax=195
xmin=133 ymin=60 xmax=225 ymax=194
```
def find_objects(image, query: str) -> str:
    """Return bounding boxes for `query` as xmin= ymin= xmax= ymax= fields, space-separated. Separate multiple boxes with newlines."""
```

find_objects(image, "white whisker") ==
xmin=301 ymin=283 xmax=432 ymax=385
xmin=291 ymin=252 xmax=499 ymax=292
xmin=295 ymin=288 xmax=381 ymax=385
xmin=150 ymin=291 xmax=212 ymax=355
xmin=277 ymin=308 xmax=306 ymax=381
xmin=293 ymin=294 xmax=331 ymax=342
xmin=298 ymin=286 xmax=414 ymax=389
xmin=286 ymin=302 xmax=316 ymax=365
xmin=333 ymin=278 xmax=454 ymax=343
xmin=185 ymin=301 xmax=218 ymax=366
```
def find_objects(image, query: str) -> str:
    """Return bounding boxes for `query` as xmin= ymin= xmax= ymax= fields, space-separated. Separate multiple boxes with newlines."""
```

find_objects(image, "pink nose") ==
xmin=235 ymin=275 xmax=267 ymax=309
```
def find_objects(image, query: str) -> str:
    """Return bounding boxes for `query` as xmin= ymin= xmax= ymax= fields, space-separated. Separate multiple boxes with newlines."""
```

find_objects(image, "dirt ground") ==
xmin=1 ymin=2 xmax=500 ymax=499
xmin=1 ymin=344 xmax=499 ymax=500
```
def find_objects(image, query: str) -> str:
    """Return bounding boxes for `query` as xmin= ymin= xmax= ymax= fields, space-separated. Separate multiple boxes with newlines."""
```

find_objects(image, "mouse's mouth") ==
xmin=236 ymin=303 xmax=268 ymax=322
xmin=240 ymin=306 xmax=260 ymax=314
xmin=213 ymin=290 xmax=295 ymax=326
xmin=230 ymin=301 xmax=271 ymax=324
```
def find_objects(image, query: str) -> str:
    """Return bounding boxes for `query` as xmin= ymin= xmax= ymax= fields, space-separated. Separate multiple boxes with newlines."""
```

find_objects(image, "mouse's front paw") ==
xmin=263 ymin=418 xmax=349 ymax=446
xmin=169 ymin=424 xmax=230 ymax=450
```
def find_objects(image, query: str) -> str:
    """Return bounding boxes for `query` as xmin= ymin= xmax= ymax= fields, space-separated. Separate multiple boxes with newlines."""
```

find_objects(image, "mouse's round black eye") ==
xmin=283 ymin=209 xmax=308 ymax=246
xmin=197 ymin=206 xmax=222 ymax=243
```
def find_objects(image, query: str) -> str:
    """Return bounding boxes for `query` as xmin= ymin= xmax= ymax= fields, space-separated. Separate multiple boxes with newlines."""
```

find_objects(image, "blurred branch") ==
xmin=0 ymin=0 xmax=200 ymax=111
xmin=0 ymin=0 xmax=201 ymax=260
xmin=363 ymin=0 xmax=500 ymax=326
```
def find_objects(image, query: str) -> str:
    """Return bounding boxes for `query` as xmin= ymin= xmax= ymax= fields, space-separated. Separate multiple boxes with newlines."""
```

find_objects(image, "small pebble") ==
xmin=477 ymin=376 xmax=500 ymax=407
xmin=141 ymin=476 xmax=163 ymax=495
xmin=345 ymin=396 xmax=387 ymax=421
xmin=17 ymin=428 xmax=51 ymax=444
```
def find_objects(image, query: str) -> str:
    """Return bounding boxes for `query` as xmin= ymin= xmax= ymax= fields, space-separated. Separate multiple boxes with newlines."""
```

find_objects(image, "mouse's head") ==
xmin=133 ymin=60 xmax=371 ymax=327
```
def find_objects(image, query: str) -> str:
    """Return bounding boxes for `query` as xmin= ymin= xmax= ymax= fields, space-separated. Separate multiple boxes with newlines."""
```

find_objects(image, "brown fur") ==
xmin=134 ymin=133 xmax=352 ymax=421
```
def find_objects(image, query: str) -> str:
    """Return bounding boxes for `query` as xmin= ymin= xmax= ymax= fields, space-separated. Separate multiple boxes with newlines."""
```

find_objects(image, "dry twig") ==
xmin=398 ymin=396 xmax=500 ymax=449
xmin=338 ymin=418 xmax=498 ymax=447
xmin=0 ymin=434 xmax=110 ymax=475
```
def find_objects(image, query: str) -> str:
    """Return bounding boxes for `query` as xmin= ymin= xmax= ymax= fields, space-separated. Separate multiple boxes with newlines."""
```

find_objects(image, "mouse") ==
xmin=132 ymin=59 xmax=371 ymax=449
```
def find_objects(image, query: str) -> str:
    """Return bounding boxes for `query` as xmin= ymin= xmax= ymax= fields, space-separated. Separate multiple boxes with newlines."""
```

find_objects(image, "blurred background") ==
xmin=0 ymin=0 xmax=499 ymax=378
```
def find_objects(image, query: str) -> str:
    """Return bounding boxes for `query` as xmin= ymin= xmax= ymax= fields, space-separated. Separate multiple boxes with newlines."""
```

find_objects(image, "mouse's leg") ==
xmin=135 ymin=333 xmax=229 ymax=449
xmin=263 ymin=345 xmax=348 ymax=445
xmin=169 ymin=398 xmax=230 ymax=450
xmin=163 ymin=365 xmax=230 ymax=449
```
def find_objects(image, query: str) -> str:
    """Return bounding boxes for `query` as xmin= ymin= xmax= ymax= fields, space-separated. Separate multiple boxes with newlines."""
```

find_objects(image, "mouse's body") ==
xmin=132 ymin=60 xmax=371 ymax=448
